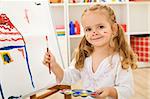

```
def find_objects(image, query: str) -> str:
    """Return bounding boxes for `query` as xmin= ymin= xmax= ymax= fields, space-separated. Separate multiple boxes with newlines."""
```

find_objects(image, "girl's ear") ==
xmin=112 ymin=23 xmax=118 ymax=35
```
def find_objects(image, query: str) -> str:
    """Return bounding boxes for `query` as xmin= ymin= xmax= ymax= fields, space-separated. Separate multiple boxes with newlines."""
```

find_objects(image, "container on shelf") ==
xmin=49 ymin=0 xmax=63 ymax=3
xmin=130 ymin=34 xmax=150 ymax=62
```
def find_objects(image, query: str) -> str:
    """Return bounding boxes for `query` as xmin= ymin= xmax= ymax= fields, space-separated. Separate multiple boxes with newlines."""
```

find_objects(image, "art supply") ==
xmin=46 ymin=35 xmax=51 ymax=74
xmin=59 ymin=89 xmax=96 ymax=98
xmin=74 ymin=20 xmax=80 ymax=35
xmin=69 ymin=21 xmax=75 ymax=35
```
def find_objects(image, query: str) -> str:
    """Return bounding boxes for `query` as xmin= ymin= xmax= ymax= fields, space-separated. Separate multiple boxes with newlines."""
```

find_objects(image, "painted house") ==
xmin=0 ymin=13 xmax=35 ymax=99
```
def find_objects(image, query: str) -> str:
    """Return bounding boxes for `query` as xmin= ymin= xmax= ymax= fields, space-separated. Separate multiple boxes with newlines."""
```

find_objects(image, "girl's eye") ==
xmin=98 ymin=26 xmax=104 ymax=29
xmin=85 ymin=28 xmax=92 ymax=32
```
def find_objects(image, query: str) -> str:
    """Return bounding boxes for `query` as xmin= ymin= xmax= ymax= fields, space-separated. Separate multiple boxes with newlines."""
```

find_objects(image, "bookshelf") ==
xmin=49 ymin=0 xmax=150 ymax=68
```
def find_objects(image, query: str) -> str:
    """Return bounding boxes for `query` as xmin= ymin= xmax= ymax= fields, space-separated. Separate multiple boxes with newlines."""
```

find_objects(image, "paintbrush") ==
xmin=46 ymin=35 xmax=51 ymax=74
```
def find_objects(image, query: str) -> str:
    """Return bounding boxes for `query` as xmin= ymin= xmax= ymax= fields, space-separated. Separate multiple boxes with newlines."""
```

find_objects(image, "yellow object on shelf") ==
xmin=49 ymin=0 xmax=63 ymax=3
xmin=56 ymin=31 xmax=65 ymax=36
xmin=112 ymin=0 xmax=116 ymax=2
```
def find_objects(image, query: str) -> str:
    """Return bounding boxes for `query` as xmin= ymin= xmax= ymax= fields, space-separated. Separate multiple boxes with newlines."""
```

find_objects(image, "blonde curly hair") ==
xmin=74 ymin=4 xmax=137 ymax=70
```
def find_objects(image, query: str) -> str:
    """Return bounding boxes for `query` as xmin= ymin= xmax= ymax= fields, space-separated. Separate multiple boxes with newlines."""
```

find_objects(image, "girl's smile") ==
xmin=90 ymin=36 xmax=104 ymax=41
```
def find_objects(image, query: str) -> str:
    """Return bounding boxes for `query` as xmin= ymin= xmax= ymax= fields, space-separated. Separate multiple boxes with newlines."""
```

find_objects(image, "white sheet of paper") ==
xmin=0 ymin=1 xmax=63 ymax=98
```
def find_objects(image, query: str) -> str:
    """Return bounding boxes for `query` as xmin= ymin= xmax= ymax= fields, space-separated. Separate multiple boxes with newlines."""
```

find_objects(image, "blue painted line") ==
xmin=0 ymin=45 xmax=25 ymax=50
xmin=8 ymin=95 xmax=22 ymax=99
xmin=0 ymin=83 xmax=5 ymax=99
xmin=24 ymin=45 xmax=35 ymax=88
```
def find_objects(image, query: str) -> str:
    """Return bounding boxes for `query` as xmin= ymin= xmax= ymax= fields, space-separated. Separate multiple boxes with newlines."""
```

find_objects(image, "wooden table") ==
xmin=29 ymin=85 xmax=71 ymax=99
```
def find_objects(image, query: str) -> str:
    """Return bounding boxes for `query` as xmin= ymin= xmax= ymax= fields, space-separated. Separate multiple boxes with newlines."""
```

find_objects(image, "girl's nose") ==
xmin=92 ymin=32 xmax=98 ymax=36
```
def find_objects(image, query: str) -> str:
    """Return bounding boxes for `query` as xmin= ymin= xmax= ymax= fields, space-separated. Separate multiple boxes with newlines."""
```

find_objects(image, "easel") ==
xmin=30 ymin=85 xmax=71 ymax=99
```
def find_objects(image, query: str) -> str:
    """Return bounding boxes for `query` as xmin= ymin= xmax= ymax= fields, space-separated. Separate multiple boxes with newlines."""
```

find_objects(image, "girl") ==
xmin=43 ymin=4 xmax=137 ymax=99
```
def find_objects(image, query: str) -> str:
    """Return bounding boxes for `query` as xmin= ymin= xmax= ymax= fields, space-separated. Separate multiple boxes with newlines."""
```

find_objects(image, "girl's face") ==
xmin=82 ymin=11 xmax=113 ymax=48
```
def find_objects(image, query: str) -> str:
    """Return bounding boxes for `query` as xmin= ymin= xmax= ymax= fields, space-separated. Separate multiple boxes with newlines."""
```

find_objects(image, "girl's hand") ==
xmin=94 ymin=87 xmax=110 ymax=99
xmin=43 ymin=50 xmax=57 ymax=68
xmin=43 ymin=50 xmax=64 ymax=82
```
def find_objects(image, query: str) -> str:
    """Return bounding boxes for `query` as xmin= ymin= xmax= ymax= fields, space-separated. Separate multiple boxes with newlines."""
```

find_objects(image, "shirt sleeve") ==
xmin=114 ymin=61 xmax=134 ymax=99
xmin=60 ymin=59 xmax=81 ymax=85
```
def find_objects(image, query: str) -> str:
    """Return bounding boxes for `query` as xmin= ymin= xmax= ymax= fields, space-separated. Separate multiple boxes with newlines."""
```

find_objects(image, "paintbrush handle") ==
xmin=47 ymin=48 xmax=51 ymax=74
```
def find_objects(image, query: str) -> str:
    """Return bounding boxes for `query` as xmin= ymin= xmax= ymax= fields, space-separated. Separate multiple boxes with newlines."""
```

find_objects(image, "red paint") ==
xmin=18 ymin=48 xmax=25 ymax=58
xmin=46 ymin=35 xmax=48 ymax=41
xmin=24 ymin=9 xmax=30 ymax=24
xmin=0 ymin=32 xmax=20 ymax=35
xmin=0 ymin=38 xmax=23 ymax=42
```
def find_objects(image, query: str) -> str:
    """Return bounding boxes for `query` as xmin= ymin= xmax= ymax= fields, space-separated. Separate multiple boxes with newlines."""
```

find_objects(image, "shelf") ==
xmin=49 ymin=3 xmax=64 ymax=7
xmin=129 ymin=1 xmax=150 ymax=5
xmin=69 ymin=35 xmax=84 ymax=38
xmin=69 ymin=2 xmax=127 ymax=6
xmin=130 ymin=32 xmax=150 ymax=35
xmin=137 ymin=62 xmax=150 ymax=68
xmin=56 ymin=29 xmax=65 ymax=32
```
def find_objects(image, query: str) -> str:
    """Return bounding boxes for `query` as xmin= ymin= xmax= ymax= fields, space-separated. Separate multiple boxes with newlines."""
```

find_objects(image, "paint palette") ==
xmin=59 ymin=89 xmax=97 ymax=98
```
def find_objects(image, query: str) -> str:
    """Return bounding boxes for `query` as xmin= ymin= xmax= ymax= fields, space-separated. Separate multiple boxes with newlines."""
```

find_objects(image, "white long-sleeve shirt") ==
xmin=61 ymin=53 xmax=134 ymax=99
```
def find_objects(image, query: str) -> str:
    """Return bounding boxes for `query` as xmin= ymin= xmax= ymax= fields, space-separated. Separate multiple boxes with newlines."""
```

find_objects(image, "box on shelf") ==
xmin=56 ymin=31 xmax=65 ymax=36
xmin=130 ymin=34 xmax=150 ymax=62
xmin=56 ymin=25 xmax=65 ymax=36
xmin=49 ymin=0 xmax=63 ymax=3
xmin=69 ymin=0 xmax=96 ymax=3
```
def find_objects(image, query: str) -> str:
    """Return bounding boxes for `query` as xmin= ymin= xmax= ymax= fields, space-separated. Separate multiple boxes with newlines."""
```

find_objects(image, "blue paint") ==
xmin=101 ymin=0 xmax=106 ymax=2
xmin=3 ymin=53 xmax=11 ymax=63
xmin=24 ymin=45 xmax=35 ymax=88
xmin=75 ymin=91 xmax=81 ymax=94
xmin=0 ymin=83 xmax=5 ymax=99
xmin=8 ymin=95 xmax=22 ymax=99
xmin=72 ymin=89 xmax=82 ymax=97
xmin=0 ymin=45 xmax=25 ymax=50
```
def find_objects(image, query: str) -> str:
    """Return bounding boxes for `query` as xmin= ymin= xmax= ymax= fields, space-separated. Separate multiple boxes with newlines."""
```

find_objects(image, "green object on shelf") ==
xmin=57 ymin=34 xmax=65 ymax=36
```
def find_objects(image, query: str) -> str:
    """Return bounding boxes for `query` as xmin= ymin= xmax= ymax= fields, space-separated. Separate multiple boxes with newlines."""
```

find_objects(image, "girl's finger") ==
xmin=98 ymin=91 xmax=105 ymax=97
xmin=45 ymin=62 xmax=50 ymax=67
xmin=97 ymin=91 xmax=103 ymax=95
xmin=46 ymin=52 xmax=51 ymax=57
xmin=47 ymin=50 xmax=53 ymax=56
xmin=45 ymin=58 xmax=51 ymax=63
xmin=43 ymin=60 xmax=46 ymax=65
xmin=43 ymin=61 xmax=49 ymax=68
xmin=96 ymin=89 xmax=103 ymax=94
xmin=45 ymin=55 xmax=50 ymax=60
